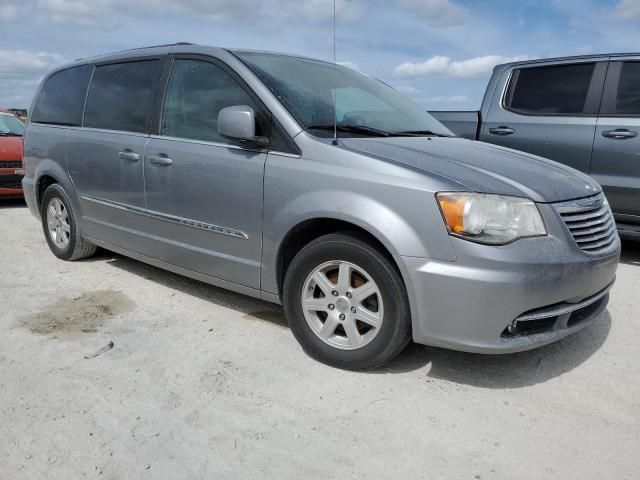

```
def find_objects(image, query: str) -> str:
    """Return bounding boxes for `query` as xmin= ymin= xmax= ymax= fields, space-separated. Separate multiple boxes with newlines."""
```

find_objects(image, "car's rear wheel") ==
xmin=41 ymin=184 xmax=97 ymax=261
xmin=283 ymin=232 xmax=411 ymax=370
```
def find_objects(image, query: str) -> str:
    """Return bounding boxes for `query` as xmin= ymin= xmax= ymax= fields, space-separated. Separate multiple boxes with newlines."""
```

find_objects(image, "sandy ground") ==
xmin=0 ymin=199 xmax=639 ymax=480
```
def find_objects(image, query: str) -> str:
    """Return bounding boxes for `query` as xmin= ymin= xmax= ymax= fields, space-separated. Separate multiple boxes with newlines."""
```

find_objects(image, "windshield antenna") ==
xmin=332 ymin=0 xmax=338 ymax=145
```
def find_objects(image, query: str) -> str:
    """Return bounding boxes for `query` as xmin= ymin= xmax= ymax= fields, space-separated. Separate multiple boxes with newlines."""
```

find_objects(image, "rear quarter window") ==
xmin=31 ymin=65 xmax=93 ymax=126
xmin=505 ymin=63 xmax=596 ymax=115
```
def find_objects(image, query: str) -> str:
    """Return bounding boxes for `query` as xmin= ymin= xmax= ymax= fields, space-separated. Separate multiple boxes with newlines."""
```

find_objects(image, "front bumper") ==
xmin=397 ymin=204 xmax=620 ymax=354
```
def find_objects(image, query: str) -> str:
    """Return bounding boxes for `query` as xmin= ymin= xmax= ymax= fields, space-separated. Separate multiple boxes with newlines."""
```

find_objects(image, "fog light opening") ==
xmin=508 ymin=319 xmax=518 ymax=334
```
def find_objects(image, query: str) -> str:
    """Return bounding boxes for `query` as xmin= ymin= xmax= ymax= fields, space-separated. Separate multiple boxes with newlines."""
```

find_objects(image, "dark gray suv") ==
xmin=22 ymin=44 xmax=619 ymax=369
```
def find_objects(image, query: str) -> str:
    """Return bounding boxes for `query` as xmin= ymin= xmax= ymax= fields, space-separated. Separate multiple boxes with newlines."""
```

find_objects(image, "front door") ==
xmin=142 ymin=57 xmax=268 ymax=289
xmin=591 ymin=60 xmax=640 ymax=223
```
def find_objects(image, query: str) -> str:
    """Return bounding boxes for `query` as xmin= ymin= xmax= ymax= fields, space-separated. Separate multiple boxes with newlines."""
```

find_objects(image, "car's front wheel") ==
xmin=283 ymin=232 xmax=411 ymax=370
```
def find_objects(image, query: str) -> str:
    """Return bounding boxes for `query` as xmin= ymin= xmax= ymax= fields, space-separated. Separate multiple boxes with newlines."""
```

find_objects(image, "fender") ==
xmin=261 ymin=188 xmax=456 ymax=295
xmin=23 ymin=124 xmax=80 ymax=220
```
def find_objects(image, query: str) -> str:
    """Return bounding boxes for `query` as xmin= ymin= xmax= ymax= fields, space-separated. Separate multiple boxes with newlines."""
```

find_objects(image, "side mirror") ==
xmin=218 ymin=105 xmax=269 ymax=148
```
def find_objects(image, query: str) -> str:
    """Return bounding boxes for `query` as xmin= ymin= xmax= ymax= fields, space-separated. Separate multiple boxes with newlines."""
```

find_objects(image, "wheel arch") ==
xmin=33 ymin=160 xmax=81 ymax=215
xmin=36 ymin=174 xmax=58 ymax=210
xmin=275 ymin=217 xmax=405 ymax=299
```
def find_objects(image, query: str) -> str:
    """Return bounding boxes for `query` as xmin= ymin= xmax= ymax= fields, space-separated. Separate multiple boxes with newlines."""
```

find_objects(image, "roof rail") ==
xmin=75 ymin=42 xmax=194 ymax=61
xmin=127 ymin=42 xmax=194 ymax=50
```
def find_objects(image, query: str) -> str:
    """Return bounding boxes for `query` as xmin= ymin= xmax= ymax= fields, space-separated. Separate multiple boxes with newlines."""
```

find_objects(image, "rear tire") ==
xmin=41 ymin=184 xmax=96 ymax=261
xmin=283 ymin=232 xmax=411 ymax=370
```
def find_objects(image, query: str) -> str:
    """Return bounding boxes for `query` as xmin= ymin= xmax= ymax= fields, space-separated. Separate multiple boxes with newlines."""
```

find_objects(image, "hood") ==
xmin=339 ymin=137 xmax=600 ymax=203
xmin=0 ymin=136 xmax=23 ymax=161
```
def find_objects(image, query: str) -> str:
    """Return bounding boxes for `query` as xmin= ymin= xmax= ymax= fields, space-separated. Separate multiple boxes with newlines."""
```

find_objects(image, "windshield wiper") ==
xmin=306 ymin=124 xmax=391 ymax=137
xmin=0 ymin=132 xmax=22 ymax=137
xmin=393 ymin=130 xmax=453 ymax=137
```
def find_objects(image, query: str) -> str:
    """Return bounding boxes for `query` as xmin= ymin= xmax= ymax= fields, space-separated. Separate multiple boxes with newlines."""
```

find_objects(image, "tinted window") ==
xmin=615 ymin=62 xmax=640 ymax=114
xmin=507 ymin=63 xmax=595 ymax=115
xmin=161 ymin=59 xmax=261 ymax=144
xmin=84 ymin=60 xmax=160 ymax=133
xmin=31 ymin=65 xmax=92 ymax=126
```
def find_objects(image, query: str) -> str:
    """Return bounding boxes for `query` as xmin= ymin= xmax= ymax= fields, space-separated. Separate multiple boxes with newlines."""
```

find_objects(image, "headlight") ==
xmin=437 ymin=192 xmax=547 ymax=245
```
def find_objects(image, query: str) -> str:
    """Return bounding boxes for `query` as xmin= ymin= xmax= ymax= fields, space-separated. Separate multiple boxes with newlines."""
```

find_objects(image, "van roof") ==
xmin=61 ymin=44 xmax=335 ymax=74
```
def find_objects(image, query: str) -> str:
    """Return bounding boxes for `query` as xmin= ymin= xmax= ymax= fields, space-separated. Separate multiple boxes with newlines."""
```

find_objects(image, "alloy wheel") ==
xmin=46 ymin=198 xmax=71 ymax=250
xmin=301 ymin=260 xmax=384 ymax=350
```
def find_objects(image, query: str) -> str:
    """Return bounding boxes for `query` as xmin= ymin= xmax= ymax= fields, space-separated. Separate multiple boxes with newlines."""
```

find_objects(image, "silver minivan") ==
xmin=23 ymin=44 xmax=620 ymax=369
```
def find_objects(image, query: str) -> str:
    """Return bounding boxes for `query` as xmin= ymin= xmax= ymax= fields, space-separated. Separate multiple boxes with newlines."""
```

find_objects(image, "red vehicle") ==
xmin=0 ymin=111 xmax=24 ymax=199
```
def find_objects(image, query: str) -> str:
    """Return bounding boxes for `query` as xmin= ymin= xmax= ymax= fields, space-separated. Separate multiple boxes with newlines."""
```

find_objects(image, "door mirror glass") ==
xmin=218 ymin=105 xmax=268 ymax=147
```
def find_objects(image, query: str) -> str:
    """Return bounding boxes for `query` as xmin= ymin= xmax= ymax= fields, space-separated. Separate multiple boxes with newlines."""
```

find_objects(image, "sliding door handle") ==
xmin=488 ymin=126 xmax=515 ymax=136
xmin=118 ymin=150 xmax=140 ymax=162
xmin=602 ymin=129 xmax=638 ymax=139
xmin=148 ymin=155 xmax=173 ymax=166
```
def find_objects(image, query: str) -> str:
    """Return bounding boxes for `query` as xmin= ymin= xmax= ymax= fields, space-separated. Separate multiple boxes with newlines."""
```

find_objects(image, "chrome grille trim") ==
xmin=570 ymin=219 xmax=614 ymax=237
xmin=561 ymin=207 xmax=609 ymax=223
xmin=554 ymin=193 xmax=618 ymax=255
xmin=565 ymin=215 xmax=610 ymax=230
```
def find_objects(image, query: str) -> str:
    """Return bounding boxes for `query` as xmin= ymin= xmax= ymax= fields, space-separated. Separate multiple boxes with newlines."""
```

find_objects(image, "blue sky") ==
xmin=1 ymin=0 xmax=639 ymax=110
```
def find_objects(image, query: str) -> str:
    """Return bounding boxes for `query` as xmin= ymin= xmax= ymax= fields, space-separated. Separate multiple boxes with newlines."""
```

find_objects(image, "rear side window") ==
xmin=31 ymin=65 xmax=92 ymax=126
xmin=84 ymin=60 xmax=161 ymax=133
xmin=614 ymin=62 xmax=640 ymax=114
xmin=506 ymin=63 xmax=596 ymax=115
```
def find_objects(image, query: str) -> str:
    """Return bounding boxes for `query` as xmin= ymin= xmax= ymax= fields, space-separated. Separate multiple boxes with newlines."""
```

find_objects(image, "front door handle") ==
xmin=602 ymin=129 xmax=638 ymax=139
xmin=118 ymin=150 xmax=140 ymax=162
xmin=148 ymin=154 xmax=173 ymax=166
xmin=488 ymin=126 xmax=515 ymax=136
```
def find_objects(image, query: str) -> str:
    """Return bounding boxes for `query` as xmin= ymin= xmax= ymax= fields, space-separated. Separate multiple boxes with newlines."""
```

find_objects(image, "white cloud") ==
xmin=0 ymin=50 xmax=65 ymax=107
xmin=394 ymin=85 xmax=420 ymax=95
xmin=28 ymin=0 xmax=364 ymax=28
xmin=426 ymin=95 xmax=467 ymax=105
xmin=397 ymin=0 xmax=466 ymax=26
xmin=293 ymin=0 xmax=364 ymax=22
xmin=611 ymin=0 xmax=640 ymax=20
xmin=337 ymin=60 xmax=360 ymax=70
xmin=0 ymin=3 xmax=19 ymax=21
xmin=35 ymin=0 xmax=121 ymax=27
xmin=394 ymin=54 xmax=532 ymax=78
xmin=0 ymin=50 xmax=65 ymax=78
xmin=33 ymin=0 xmax=255 ymax=26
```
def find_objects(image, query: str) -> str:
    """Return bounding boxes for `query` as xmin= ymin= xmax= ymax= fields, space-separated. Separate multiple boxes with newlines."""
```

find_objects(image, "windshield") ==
xmin=0 ymin=114 xmax=24 ymax=136
xmin=235 ymin=52 xmax=453 ymax=138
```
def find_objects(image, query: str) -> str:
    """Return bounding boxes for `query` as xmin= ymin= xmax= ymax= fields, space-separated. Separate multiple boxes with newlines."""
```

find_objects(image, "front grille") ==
xmin=555 ymin=193 xmax=617 ymax=255
xmin=0 ymin=160 xmax=22 ymax=169
xmin=0 ymin=174 xmax=23 ymax=190
xmin=0 ymin=181 xmax=22 ymax=189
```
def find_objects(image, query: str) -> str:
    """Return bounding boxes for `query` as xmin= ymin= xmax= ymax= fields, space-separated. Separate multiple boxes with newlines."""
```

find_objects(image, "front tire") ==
xmin=283 ymin=232 xmax=411 ymax=370
xmin=41 ymin=184 xmax=97 ymax=261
